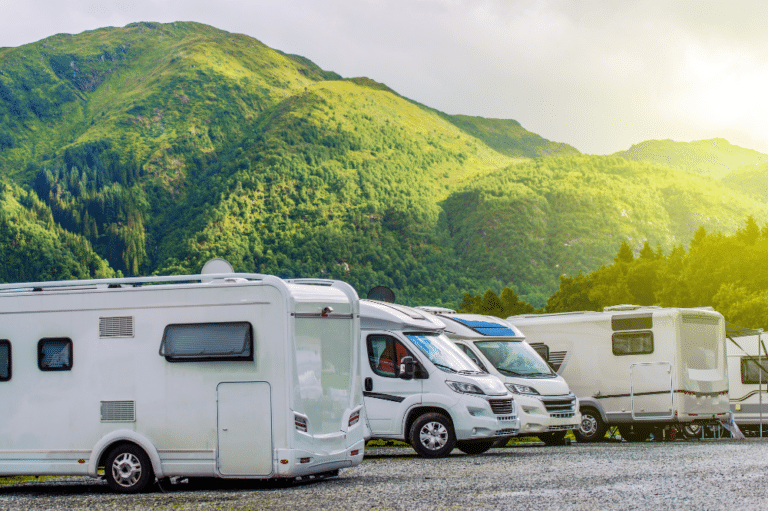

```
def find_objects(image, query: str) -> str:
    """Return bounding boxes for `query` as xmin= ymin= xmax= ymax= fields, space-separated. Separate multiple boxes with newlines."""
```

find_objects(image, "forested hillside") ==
xmin=613 ymin=138 xmax=768 ymax=180
xmin=1 ymin=21 xmax=768 ymax=309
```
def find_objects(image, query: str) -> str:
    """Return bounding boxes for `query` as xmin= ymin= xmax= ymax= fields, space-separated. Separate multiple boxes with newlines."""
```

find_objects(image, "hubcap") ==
xmin=419 ymin=421 xmax=449 ymax=451
xmin=580 ymin=415 xmax=597 ymax=436
xmin=112 ymin=452 xmax=142 ymax=488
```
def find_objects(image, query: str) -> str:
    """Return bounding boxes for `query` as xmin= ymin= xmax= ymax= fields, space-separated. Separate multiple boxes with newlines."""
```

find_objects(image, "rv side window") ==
xmin=741 ymin=357 xmax=768 ymax=384
xmin=367 ymin=335 xmax=412 ymax=378
xmin=38 ymin=338 xmax=73 ymax=371
xmin=159 ymin=322 xmax=253 ymax=362
xmin=612 ymin=331 xmax=653 ymax=356
xmin=0 ymin=340 xmax=10 ymax=381
xmin=458 ymin=344 xmax=487 ymax=372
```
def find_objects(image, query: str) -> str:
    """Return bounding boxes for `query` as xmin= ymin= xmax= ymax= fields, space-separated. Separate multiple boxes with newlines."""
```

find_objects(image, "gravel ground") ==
xmin=2 ymin=439 xmax=767 ymax=510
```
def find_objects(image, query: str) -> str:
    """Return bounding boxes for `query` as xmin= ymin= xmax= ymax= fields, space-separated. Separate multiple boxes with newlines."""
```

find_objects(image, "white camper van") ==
xmin=359 ymin=300 xmax=519 ymax=457
xmin=509 ymin=306 xmax=730 ymax=442
xmin=422 ymin=310 xmax=580 ymax=445
xmin=725 ymin=326 xmax=768 ymax=435
xmin=0 ymin=266 xmax=365 ymax=493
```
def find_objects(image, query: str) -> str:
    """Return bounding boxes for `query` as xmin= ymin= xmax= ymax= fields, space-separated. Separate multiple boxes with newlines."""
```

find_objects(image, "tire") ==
xmin=456 ymin=440 xmax=494 ymax=455
xmin=409 ymin=413 xmax=456 ymax=458
xmin=618 ymin=424 xmax=651 ymax=442
xmin=538 ymin=431 xmax=567 ymax=446
xmin=682 ymin=424 xmax=702 ymax=439
xmin=574 ymin=408 xmax=607 ymax=443
xmin=104 ymin=443 xmax=154 ymax=493
xmin=491 ymin=438 xmax=509 ymax=448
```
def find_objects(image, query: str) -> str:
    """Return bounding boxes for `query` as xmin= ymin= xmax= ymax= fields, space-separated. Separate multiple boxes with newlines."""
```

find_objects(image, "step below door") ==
xmin=217 ymin=381 xmax=272 ymax=476
xmin=630 ymin=362 xmax=674 ymax=420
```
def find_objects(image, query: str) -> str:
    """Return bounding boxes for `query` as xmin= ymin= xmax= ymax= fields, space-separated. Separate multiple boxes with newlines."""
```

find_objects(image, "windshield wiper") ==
xmin=432 ymin=363 xmax=457 ymax=373
xmin=458 ymin=370 xmax=485 ymax=375
xmin=496 ymin=368 xmax=523 ymax=376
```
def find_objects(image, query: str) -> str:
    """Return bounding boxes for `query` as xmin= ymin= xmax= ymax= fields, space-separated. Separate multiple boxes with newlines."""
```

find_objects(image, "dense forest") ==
xmin=460 ymin=217 xmax=768 ymax=330
xmin=1 ymin=22 xmax=768 ymax=310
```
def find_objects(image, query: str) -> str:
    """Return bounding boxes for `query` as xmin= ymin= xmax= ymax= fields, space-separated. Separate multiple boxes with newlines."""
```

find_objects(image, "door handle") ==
xmin=365 ymin=377 xmax=373 ymax=392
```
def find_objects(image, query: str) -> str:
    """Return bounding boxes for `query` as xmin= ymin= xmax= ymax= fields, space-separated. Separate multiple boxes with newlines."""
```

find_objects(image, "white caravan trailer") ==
xmin=0 ymin=267 xmax=365 ymax=492
xmin=509 ymin=305 xmax=730 ymax=442
xmin=725 ymin=325 xmax=768 ymax=435
xmin=421 ymin=310 xmax=580 ymax=445
xmin=359 ymin=300 xmax=520 ymax=457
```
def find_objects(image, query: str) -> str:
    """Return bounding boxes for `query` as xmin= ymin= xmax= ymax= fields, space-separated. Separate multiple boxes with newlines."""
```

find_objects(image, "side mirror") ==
xmin=399 ymin=356 xmax=415 ymax=380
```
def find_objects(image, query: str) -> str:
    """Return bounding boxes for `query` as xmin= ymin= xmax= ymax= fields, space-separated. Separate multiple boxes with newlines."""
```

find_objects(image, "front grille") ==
xmin=541 ymin=394 xmax=577 ymax=415
xmin=489 ymin=398 xmax=514 ymax=415
xmin=496 ymin=428 xmax=518 ymax=436
xmin=549 ymin=424 xmax=578 ymax=431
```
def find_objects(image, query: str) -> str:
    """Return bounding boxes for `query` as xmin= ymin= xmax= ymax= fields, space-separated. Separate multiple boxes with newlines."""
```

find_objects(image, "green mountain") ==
xmin=439 ymin=115 xmax=580 ymax=159
xmin=722 ymin=162 xmax=768 ymax=203
xmin=612 ymin=138 xmax=768 ymax=180
xmin=1 ymin=21 xmax=767 ymax=309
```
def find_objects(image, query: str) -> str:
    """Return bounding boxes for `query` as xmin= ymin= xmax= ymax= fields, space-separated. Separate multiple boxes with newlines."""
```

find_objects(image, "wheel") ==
xmin=618 ymin=424 xmax=651 ymax=442
xmin=104 ymin=443 xmax=154 ymax=493
xmin=409 ymin=413 xmax=456 ymax=458
xmin=537 ymin=431 xmax=567 ymax=446
xmin=682 ymin=424 xmax=702 ymax=439
xmin=456 ymin=440 xmax=495 ymax=455
xmin=574 ymin=408 xmax=607 ymax=443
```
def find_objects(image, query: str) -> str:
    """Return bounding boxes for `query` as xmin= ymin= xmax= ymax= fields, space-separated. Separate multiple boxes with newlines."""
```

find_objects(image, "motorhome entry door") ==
xmin=217 ymin=381 xmax=273 ymax=476
xmin=630 ymin=362 xmax=674 ymax=420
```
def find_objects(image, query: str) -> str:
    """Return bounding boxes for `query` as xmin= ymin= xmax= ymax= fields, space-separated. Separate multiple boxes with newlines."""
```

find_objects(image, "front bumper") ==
xmin=449 ymin=394 xmax=521 ymax=440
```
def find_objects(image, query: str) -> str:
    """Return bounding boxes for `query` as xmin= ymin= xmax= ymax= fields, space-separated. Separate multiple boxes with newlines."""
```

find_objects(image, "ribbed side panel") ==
xmin=99 ymin=316 xmax=135 ymax=338
xmin=100 ymin=400 xmax=136 ymax=422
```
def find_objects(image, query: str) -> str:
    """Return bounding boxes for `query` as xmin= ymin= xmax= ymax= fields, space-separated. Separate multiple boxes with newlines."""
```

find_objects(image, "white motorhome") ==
xmin=421 ymin=309 xmax=580 ymax=445
xmin=725 ymin=325 xmax=768 ymax=435
xmin=509 ymin=305 xmax=730 ymax=442
xmin=0 ymin=265 xmax=365 ymax=493
xmin=359 ymin=300 xmax=520 ymax=457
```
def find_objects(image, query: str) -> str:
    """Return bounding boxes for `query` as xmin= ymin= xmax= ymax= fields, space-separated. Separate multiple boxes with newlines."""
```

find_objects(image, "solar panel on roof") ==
xmin=474 ymin=327 xmax=518 ymax=336
xmin=447 ymin=316 xmax=519 ymax=336
xmin=450 ymin=317 xmax=507 ymax=329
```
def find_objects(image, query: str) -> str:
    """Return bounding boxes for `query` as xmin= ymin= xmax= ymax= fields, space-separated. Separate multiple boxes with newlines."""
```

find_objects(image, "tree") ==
xmin=615 ymin=241 xmax=634 ymax=264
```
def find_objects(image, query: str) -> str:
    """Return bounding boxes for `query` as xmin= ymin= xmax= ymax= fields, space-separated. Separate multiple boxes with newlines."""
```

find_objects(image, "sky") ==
xmin=1 ymin=0 xmax=767 ymax=155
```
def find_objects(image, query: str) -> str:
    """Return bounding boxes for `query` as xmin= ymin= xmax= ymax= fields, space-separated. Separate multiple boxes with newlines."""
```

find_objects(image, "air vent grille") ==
xmin=99 ymin=316 xmax=135 ymax=338
xmin=100 ymin=401 xmax=136 ymax=422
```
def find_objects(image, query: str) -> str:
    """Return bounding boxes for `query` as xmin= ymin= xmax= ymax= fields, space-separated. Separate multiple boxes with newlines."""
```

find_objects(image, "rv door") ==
xmin=630 ymin=362 xmax=674 ymax=420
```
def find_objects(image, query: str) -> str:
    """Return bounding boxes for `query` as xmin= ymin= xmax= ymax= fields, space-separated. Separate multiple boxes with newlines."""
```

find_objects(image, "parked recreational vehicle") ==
xmin=509 ymin=306 xmax=730 ymax=442
xmin=421 ymin=309 xmax=580 ymax=445
xmin=725 ymin=325 xmax=768 ymax=435
xmin=0 ymin=265 xmax=365 ymax=492
xmin=359 ymin=300 xmax=520 ymax=457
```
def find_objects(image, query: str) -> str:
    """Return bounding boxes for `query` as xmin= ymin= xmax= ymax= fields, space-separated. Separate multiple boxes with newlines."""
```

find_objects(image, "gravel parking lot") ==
xmin=2 ymin=439 xmax=767 ymax=511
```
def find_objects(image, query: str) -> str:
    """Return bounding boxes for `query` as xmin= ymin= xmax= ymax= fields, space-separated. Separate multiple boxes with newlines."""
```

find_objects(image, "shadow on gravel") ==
xmin=0 ymin=475 xmax=338 ymax=496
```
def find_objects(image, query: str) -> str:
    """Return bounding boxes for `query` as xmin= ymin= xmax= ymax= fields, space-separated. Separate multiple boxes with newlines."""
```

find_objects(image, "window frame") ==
xmin=159 ymin=322 xmax=254 ymax=363
xmin=366 ymin=334 xmax=416 ymax=379
xmin=38 ymin=338 xmax=73 ymax=371
xmin=611 ymin=331 xmax=654 ymax=356
xmin=0 ymin=340 xmax=10 ymax=381
xmin=457 ymin=343 xmax=488 ymax=372
xmin=741 ymin=356 xmax=768 ymax=385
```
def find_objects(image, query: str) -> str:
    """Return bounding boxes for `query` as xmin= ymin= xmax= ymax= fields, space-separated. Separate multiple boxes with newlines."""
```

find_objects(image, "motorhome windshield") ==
xmin=474 ymin=340 xmax=554 ymax=377
xmin=405 ymin=333 xmax=483 ymax=374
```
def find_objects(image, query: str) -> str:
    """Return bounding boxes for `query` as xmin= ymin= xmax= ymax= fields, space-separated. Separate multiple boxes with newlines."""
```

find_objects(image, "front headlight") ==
xmin=446 ymin=380 xmax=485 ymax=395
xmin=505 ymin=383 xmax=540 ymax=395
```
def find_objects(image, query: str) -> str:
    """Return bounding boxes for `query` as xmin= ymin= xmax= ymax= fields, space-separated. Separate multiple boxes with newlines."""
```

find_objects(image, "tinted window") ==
xmin=159 ymin=322 xmax=253 ymax=362
xmin=612 ymin=331 xmax=653 ymax=356
xmin=741 ymin=357 xmax=768 ymax=384
xmin=0 ymin=341 xmax=9 ymax=381
xmin=39 ymin=338 xmax=73 ymax=371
